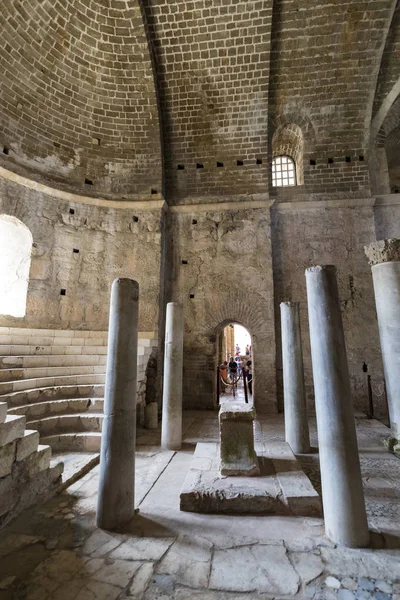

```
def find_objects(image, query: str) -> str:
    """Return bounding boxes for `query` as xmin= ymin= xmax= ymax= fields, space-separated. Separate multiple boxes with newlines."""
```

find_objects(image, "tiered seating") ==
xmin=0 ymin=327 xmax=158 ymax=452
xmin=0 ymin=400 xmax=63 ymax=526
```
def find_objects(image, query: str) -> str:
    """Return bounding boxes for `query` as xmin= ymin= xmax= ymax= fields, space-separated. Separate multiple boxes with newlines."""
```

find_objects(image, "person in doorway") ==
xmin=228 ymin=356 xmax=238 ymax=382
xmin=245 ymin=344 xmax=250 ymax=356
xmin=235 ymin=343 xmax=240 ymax=356
xmin=235 ymin=355 xmax=242 ymax=377
xmin=246 ymin=360 xmax=253 ymax=394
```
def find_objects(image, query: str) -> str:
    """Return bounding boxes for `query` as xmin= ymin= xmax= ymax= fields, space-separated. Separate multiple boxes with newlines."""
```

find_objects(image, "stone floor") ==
xmin=0 ymin=411 xmax=399 ymax=600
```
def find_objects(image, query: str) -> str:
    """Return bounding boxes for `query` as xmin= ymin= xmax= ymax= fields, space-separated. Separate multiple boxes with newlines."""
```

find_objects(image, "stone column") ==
xmin=161 ymin=302 xmax=184 ymax=450
xmin=97 ymin=279 xmax=138 ymax=531
xmin=306 ymin=265 xmax=369 ymax=548
xmin=365 ymin=239 xmax=400 ymax=454
xmin=280 ymin=301 xmax=310 ymax=454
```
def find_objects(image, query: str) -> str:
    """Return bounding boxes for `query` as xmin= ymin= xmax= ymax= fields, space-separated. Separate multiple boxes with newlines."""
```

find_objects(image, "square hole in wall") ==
xmin=3 ymin=146 xmax=9 ymax=155
xmin=237 ymin=160 xmax=244 ymax=166
xmin=359 ymin=155 xmax=364 ymax=161
xmin=256 ymin=158 xmax=263 ymax=165
xmin=345 ymin=156 xmax=351 ymax=163
xmin=53 ymin=141 xmax=60 ymax=148
xmin=73 ymin=249 xmax=79 ymax=254
xmin=132 ymin=216 xmax=139 ymax=222
xmin=189 ymin=293 xmax=195 ymax=299
xmin=217 ymin=162 xmax=224 ymax=168
xmin=328 ymin=158 xmax=334 ymax=164
xmin=151 ymin=189 xmax=158 ymax=195
xmin=196 ymin=163 xmax=204 ymax=169
xmin=310 ymin=159 xmax=316 ymax=166
xmin=85 ymin=178 xmax=93 ymax=185
xmin=192 ymin=219 xmax=198 ymax=225
xmin=182 ymin=260 xmax=188 ymax=265
xmin=69 ymin=208 xmax=75 ymax=215
xmin=177 ymin=164 xmax=185 ymax=170
xmin=60 ymin=289 xmax=66 ymax=296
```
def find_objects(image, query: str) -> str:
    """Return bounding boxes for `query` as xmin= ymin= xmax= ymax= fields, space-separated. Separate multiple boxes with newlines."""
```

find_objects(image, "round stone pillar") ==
xmin=306 ymin=265 xmax=369 ymax=547
xmin=280 ymin=301 xmax=310 ymax=454
xmin=161 ymin=302 xmax=184 ymax=450
xmin=365 ymin=239 xmax=400 ymax=452
xmin=97 ymin=278 xmax=138 ymax=531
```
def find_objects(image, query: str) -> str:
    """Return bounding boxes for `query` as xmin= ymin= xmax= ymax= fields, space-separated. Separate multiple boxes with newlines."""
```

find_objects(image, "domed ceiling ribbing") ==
xmin=0 ymin=0 xmax=161 ymax=196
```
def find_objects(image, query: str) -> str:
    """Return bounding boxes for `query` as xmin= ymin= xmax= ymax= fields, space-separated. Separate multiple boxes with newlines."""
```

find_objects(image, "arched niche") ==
xmin=0 ymin=215 xmax=32 ymax=318
xmin=272 ymin=124 xmax=304 ymax=185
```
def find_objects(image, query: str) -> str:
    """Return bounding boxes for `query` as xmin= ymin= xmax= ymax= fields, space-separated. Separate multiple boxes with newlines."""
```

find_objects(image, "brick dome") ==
xmin=0 ymin=0 xmax=161 ymax=196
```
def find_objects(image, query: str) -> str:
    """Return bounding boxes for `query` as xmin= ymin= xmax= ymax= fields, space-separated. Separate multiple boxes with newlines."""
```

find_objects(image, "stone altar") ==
xmin=219 ymin=403 xmax=260 ymax=477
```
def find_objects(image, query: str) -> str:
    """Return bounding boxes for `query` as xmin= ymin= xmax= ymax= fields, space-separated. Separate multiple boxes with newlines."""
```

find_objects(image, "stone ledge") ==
xmin=180 ymin=442 xmax=321 ymax=516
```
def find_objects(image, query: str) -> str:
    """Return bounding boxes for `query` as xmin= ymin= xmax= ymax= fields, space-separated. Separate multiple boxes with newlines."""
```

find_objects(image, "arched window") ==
xmin=272 ymin=156 xmax=296 ymax=187
xmin=0 ymin=215 xmax=32 ymax=317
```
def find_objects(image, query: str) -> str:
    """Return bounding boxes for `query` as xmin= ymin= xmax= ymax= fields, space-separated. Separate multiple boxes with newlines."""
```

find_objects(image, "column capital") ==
xmin=364 ymin=239 xmax=400 ymax=266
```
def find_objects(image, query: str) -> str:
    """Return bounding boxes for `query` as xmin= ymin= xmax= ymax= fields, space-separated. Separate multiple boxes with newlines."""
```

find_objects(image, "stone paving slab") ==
xmin=180 ymin=441 xmax=321 ymax=516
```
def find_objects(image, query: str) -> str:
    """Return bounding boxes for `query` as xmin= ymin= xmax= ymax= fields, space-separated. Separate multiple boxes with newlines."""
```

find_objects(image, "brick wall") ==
xmin=143 ymin=0 xmax=273 ymax=203
xmin=0 ymin=0 xmax=162 ymax=196
xmin=269 ymin=0 xmax=395 ymax=197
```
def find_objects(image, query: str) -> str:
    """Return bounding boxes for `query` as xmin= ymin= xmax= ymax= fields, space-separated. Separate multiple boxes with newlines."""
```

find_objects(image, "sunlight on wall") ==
xmin=0 ymin=215 xmax=32 ymax=318
xmin=234 ymin=324 xmax=251 ymax=354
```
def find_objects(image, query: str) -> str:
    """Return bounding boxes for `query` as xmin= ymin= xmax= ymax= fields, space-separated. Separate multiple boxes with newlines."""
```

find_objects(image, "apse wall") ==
xmin=0 ymin=0 xmax=161 ymax=197
xmin=166 ymin=198 xmax=276 ymax=414
xmin=0 ymin=170 xmax=163 ymax=331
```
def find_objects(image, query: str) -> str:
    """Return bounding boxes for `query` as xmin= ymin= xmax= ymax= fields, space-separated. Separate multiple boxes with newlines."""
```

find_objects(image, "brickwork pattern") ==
xmin=143 ymin=0 xmax=273 ymax=202
xmin=0 ymin=0 xmax=161 ymax=196
xmin=373 ymin=1 xmax=400 ymax=118
xmin=268 ymin=0 xmax=395 ymax=196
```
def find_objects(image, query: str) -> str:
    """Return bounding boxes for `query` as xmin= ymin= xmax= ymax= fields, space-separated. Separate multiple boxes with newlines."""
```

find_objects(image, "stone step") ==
xmin=0 ymin=429 xmax=41 ymax=478
xmin=0 ymin=459 xmax=63 ymax=525
xmin=0 ymin=402 xmax=7 ymax=424
xmin=0 ymin=334 xmax=108 ymax=347
xmin=0 ymin=373 xmax=106 ymax=394
xmin=0 ymin=326 xmax=157 ymax=342
xmin=42 ymin=432 xmax=102 ymax=452
xmin=0 ymin=354 xmax=108 ymax=369
xmin=29 ymin=413 xmax=103 ymax=436
xmin=0 ymin=345 xmax=109 ymax=356
xmin=0 ymin=326 xmax=108 ymax=339
xmin=0 ymin=415 xmax=26 ymax=447
xmin=0 ymin=341 xmax=156 ymax=358
xmin=8 ymin=398 xmax=104 ymax=420
xmin=0 ymin=364 xmax=107 ymax=382
xmin=1 ymin=384 xmax=105 ymax=408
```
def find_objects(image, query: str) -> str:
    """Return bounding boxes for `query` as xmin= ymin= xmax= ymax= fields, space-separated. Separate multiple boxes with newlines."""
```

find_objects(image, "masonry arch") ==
xmin=369 ymin=91 xmax=400 ymax=194
xmin=272 ymin=124 xmax=304 ymax=185
xmin=216 ymin=320 xmax=254 ymax=405
xmin=0 ymin=215 xmax=33 ymax=318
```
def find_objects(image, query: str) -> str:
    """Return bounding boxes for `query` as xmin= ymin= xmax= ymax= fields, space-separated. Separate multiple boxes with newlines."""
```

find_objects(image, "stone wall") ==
xmin=167 ymin=198 xmax=276 ymax=413
xmin=0 ymin=170 xmax=163 ymax=332
xmin=271 ymin=198 xmax=385 ymax=414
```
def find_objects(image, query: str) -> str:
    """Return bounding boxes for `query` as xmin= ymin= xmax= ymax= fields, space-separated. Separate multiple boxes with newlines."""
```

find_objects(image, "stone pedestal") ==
xmin=161 ymin=302 xmax=184 ymax=450
xmin=219 ymin=403 xmax=259 ymax=476
xmin=145 ymin=402 xmax=158 ymax=429
xmin=97 ymin=278 xmax=138 ymax=531
xmin=280 ymin=301 xmax=310 ymax=454
xmin=306 ymin=265 xmax=369 ymax=548
xmin=365 ymin=239 xmax=400 ymax=454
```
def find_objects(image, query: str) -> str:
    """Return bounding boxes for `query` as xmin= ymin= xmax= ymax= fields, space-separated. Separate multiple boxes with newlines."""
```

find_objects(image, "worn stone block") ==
xmin=16 ymin=430 xmax=40 ymax=462
xmin=0 ymin=415 xmax=25 ymax=448
xmin=0 ymin=403 xmax=7 ymax=425
xmin=180 ymin=441 xmax=321 ymax=516
xmin=219 ymin=403 xmax=259 ymax=476
xmin=0 ymin=441 xmax=16 ymax=478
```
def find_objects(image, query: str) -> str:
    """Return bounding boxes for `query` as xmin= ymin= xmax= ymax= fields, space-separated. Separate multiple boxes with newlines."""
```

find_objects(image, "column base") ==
xmin=384 ymin=436 xmax=400 ymax=457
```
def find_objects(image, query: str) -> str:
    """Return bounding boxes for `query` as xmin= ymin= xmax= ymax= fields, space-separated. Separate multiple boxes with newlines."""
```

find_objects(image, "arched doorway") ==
xmin=216 ymin=321 xmax=254 ymax=406
xmin=0 ymin=215 xmax=32 ymax=318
